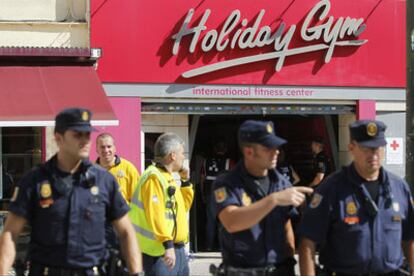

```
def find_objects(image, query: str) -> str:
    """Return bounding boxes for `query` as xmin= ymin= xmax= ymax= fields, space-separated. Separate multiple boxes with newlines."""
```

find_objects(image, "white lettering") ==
xmin=216 ymin=10 xmax=240 ymax=51
xmin=238 ymin=10 xmax=266 ymax=49
xmin=201 ymin=30 xmax=218 ymax=52
xmin=300 ymin=0 xmax=367 ymax=63
xmin=171 ymin=0 xmax=368 ymax=78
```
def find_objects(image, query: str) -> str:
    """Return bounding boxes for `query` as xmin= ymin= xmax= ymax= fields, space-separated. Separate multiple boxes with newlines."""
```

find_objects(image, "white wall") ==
xmin=0 ymin=0 xmax=87 ymax=21
xmin=0 ymin=0 xmax=89 ymax=48
xmin=338 ymin=114 xmax=355 ymax=167
xmin=141 ymin=114 xmax=189 ymax=173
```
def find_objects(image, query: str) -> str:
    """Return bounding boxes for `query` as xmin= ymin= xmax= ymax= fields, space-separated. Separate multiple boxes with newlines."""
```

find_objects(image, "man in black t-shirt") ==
xmin=309 ymin=137 xmax=330 ymax=188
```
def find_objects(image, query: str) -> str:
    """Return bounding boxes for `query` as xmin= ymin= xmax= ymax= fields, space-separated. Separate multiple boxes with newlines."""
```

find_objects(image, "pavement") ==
xmin=188 ymin=252 xmax=301 ymax=276
xmin=188 ymin=252 xmax=222 ymax=276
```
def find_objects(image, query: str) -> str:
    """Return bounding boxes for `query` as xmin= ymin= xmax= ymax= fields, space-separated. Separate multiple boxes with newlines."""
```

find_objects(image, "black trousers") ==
xmin=29 ymin=262 xmax=100 ymax=276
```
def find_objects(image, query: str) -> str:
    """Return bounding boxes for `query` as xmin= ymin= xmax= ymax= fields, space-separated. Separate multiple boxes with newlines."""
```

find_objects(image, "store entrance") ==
xmin=189 ymin=114 xmax=338 ymax=252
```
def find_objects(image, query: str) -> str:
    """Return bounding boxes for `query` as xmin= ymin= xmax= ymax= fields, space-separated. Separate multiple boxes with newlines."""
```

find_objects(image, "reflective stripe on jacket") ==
xmin=129 ymin=165 xmax=175 ymax=256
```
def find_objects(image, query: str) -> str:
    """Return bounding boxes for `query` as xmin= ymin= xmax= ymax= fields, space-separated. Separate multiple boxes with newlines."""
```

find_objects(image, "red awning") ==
xmin=0 ymin=66 xmax=118 ymax=127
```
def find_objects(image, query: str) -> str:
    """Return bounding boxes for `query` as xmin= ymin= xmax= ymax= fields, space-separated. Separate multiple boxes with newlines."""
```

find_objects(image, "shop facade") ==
xmin=0 ymin=0 xmax=117 ymax=205
xmin=91 ymin=0 xmax=406 ymax=174
xmin=90 ymin=0 xmax=406 ymax=250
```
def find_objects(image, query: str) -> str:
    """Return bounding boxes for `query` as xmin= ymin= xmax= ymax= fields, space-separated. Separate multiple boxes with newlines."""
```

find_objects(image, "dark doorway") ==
xmin=189 ymin=114 xmax=338 ymax=252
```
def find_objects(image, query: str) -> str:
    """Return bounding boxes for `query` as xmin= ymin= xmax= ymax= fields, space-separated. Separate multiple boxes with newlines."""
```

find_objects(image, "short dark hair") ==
xmin=238 ymin=139 xmax=255 ymax=154
xmin=96 ymin=133 xmax=115 ymax=144
xmin=312 ymin=136 xmax=325 ymax=145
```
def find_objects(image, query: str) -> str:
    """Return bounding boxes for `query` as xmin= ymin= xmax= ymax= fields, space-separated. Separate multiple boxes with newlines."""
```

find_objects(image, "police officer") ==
xmin=201 ymin=139 xmax=234 ymax=251
xmin=0 ymin=108 xmax=143 ymax=276
xmin=96 ymin=133 xmax=141 ymax=274
xmin=299 ymin=120 xmax=414 ymax=275
xmin=309 ymin=136 xmax=330 ymax=188
xmin=213 ymin=120 xmax=313 ymax=276
xmin=129 ymin=133 xmax=194 ymax=276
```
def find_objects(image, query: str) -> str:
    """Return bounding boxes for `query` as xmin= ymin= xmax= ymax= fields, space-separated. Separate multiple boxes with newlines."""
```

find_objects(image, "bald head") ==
xmin=96 ymin=133 xmax=116 ymax=167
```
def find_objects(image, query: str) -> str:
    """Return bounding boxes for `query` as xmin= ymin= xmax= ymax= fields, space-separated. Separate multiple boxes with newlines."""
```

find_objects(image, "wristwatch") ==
xmin=130 ymin=272 xmax=145 ymax=276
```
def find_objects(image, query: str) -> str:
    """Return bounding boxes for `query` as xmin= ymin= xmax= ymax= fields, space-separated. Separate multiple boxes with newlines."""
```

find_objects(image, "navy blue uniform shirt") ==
xmin=299 ymin=163 xmax=414 ymax=274
xmin=8 ymin=155 xmax=130 ymax=268
xmin=213 ymin=161 xmax=295 ymax=268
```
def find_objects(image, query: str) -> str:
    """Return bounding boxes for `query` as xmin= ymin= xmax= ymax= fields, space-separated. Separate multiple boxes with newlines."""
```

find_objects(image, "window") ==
xmin=1 ymin=127 xmax=42 ymax=201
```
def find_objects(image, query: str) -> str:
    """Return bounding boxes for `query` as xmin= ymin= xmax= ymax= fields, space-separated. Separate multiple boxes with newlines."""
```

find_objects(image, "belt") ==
xmin=174 ymin=242 xmax=185 ymax=248
xmin=326 ymin=270 xmax=400 ymax=276
xmin=30 ymin=263 xmax=100 ymax=276
xmin=226 ymin=265 xmax=279 ymax=276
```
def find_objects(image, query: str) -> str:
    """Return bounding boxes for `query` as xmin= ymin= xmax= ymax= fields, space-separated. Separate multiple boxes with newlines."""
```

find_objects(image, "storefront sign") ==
xmin=104 ymin=83 xmax=405 ymax=102
xmin=92 ymin=0 xmax=405 ymax=87
xmin=173 ymin=0 xmax=367 ymax=78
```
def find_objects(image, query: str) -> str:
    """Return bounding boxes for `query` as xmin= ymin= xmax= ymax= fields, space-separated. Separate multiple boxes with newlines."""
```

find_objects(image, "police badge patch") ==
xmin=310 ymin=193 xmax=323 ymax=209
xmin=82 ymin=111 xmax=89 ymax=121
xmin=215 ymin=187 xmax=227 ymax=203
xmin=266 ymin=123 xmax=273 ymax=133
xmin=40 ymin=182 xmax=52 ymax=198
xmin=366 ymin=122 xmax=377 ymax=137
xmin=346 ymin=201 xmax=357 ymax=215
xmin=241 ymin=192 xmax=252 ymax=206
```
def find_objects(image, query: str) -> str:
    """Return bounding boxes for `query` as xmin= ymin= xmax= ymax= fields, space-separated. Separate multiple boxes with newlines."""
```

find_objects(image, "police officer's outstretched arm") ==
xmin=112 ymin=214 xmax=143 ymax=273
xmin=0 ymin=213 xmax=27 ymax=274
xmin=219 ymin=186 xmax=312 ymax=233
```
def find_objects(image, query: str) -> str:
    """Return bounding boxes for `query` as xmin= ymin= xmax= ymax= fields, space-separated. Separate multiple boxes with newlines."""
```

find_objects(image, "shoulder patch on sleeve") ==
xmin=309 ymin=193 xmax=323 ymax=209
xmin=214 ymin=187 xmax=227 ymax=203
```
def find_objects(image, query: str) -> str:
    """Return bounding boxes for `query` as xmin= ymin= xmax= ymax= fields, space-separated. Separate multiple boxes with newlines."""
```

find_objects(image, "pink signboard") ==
xmin=90 ymin=98 xmax=141 ymax=171
xmin=91 ymin=0 xmax=405 ymax=87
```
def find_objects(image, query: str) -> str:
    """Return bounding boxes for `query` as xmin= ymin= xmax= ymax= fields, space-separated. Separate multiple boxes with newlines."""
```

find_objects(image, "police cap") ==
xmin=238 ymin=120 xmax=287 ymax=148
xmin=55 ymin=107 xmax=97 ymax=133
xmin=349 ymin=119 xmax=387 ymax=147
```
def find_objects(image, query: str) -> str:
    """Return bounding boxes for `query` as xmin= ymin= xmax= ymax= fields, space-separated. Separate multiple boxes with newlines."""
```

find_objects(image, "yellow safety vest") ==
xmin=129 ymin=165 xmax=175 ymax=256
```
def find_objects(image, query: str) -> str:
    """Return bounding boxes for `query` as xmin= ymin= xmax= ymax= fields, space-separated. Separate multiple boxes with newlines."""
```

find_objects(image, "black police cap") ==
xmin=55 ymin=107 xmax=97 ymax=133
xmin=349 ymin=120 xmax=387 ymax=147
xmin=238 ymin=120 xmax=287 ymax=148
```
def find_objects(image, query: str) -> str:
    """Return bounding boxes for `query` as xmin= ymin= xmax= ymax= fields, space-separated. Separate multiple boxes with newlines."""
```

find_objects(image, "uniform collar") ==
xmin=346 ymin=162 xmax=388 ymax=188
xmin=237 ymin=160 xmax=278 ymax=181
xmin=236 ymin=160 xmax=279 ymax=198
xmin=45 ymin=154 xmax=92 ymax=173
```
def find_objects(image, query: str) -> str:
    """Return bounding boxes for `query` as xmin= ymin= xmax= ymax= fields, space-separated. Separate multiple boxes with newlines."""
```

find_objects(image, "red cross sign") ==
xmin=390 ymin=140 xmax=400 ymax=151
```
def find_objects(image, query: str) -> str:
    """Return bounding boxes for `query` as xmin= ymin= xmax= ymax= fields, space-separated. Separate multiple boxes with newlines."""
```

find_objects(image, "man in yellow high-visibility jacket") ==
xmin=96 ymin=133 xmax=140 ymax=204
xmin=129 ymin=132 xmax=194 ymax=276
